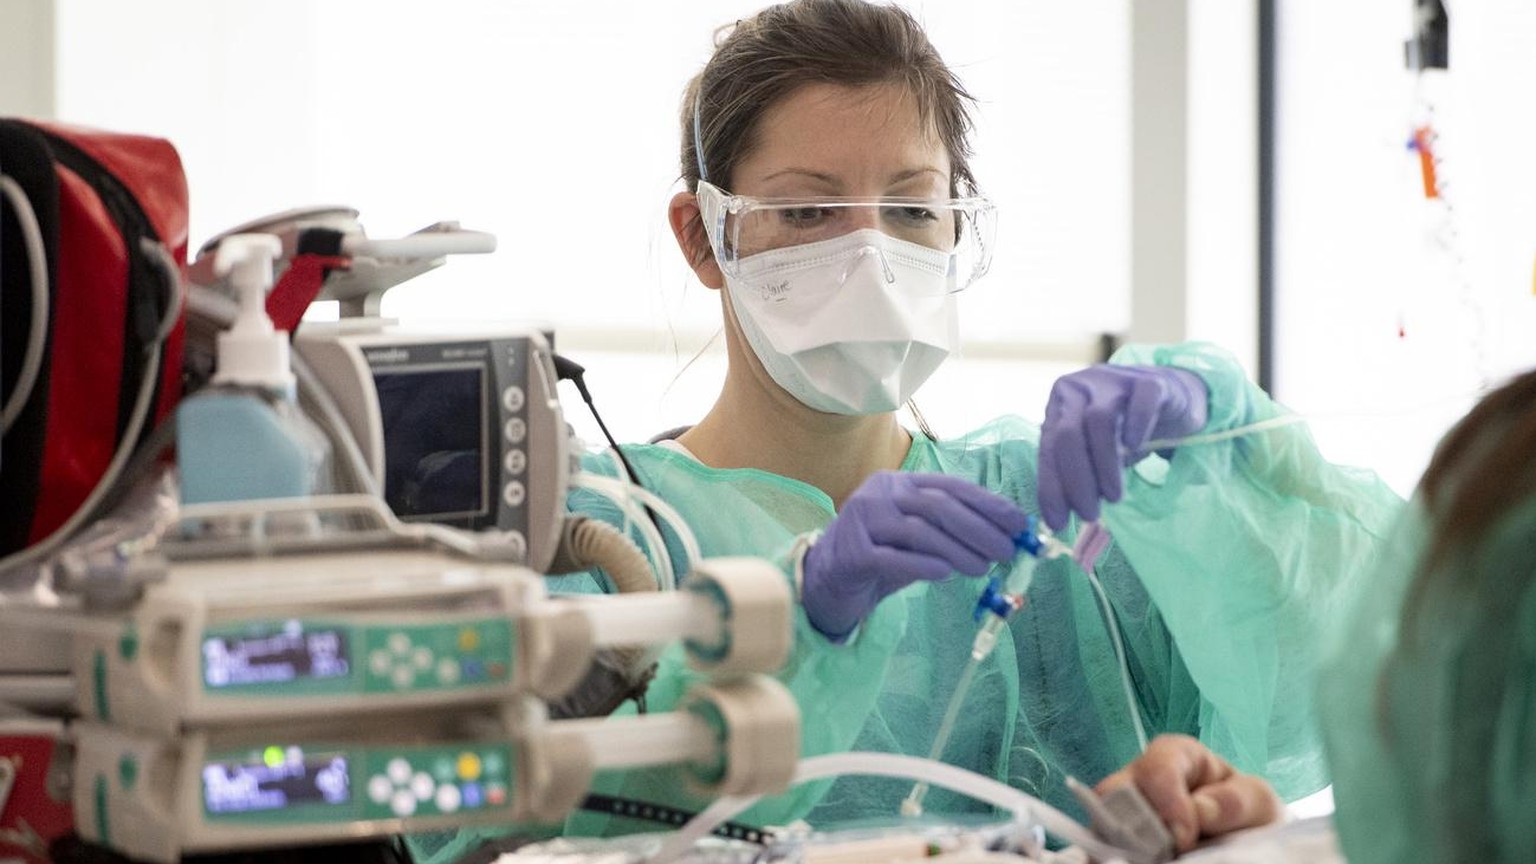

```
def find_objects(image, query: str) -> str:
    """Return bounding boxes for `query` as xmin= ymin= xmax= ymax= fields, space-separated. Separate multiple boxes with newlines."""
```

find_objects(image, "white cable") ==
xmin=0 ymin=174 xmax=50 ymax=432
xmin=595 ymin=453 xmax=702 ymax=573
xmin=138 ymin=238 xmax=185 ymax=345
xmin=1083 ymin=564 xmax=1149 ymax=753
xmin=574 ymin=471 xmax=671 ymax=590
xmin=572 ymin=471 xmax=680 ymax=591
xmin=1144 ymin=394 xmax=1491 ymax=453
xmin=0 ymin=233 xmax=187 ymax=576
xmin=291 ymin=349 xmax=380 ymax=497
xmin=1144 ymin=385 xmax=1496 ymax=456
xmin=649 ymin=752 xmax=1128 ymax=864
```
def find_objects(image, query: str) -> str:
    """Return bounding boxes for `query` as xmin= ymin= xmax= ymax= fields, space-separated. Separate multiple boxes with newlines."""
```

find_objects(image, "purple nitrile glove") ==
xmin=802 ymin=471 xmax=1029 ymax=640
xmin=1036 ymin=364 xmax=1209 ymax=532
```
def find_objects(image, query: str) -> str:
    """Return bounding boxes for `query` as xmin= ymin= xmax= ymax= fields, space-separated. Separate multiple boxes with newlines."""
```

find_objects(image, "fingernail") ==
xmin=1194 ymin=792 xmax=1220 ymax=825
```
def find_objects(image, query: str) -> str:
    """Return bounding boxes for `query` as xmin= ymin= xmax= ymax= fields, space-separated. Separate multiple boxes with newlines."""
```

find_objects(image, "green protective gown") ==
xmin=1318 ymin=491 xmax=1536 ymax=862
xmin=407 ymin=341 xmax=1401 ymax=860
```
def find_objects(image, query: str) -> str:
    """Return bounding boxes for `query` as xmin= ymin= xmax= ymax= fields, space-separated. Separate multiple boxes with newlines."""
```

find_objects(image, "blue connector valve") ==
xmin=1013 ymin=514 xmax=1043 ymax=557
xmin=973 ymin=576 xmax=1019 ymax=622
xmin=971 ymin=515 xmax=1046 ymax=623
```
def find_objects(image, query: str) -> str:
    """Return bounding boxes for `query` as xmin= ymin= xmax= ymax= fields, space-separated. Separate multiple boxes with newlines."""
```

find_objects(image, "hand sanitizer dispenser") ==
xmin=177 ymin=234 xmax=330 ymax=506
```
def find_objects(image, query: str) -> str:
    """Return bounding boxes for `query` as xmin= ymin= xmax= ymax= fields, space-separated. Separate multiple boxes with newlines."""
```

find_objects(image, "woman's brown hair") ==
xmin=679 ymin=0 xmax=977 ymax=197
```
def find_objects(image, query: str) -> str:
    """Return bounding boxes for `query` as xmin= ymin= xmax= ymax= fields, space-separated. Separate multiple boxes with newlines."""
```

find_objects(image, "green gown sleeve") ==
xmin=1101 ymin=341 xmax=1403 ymax=799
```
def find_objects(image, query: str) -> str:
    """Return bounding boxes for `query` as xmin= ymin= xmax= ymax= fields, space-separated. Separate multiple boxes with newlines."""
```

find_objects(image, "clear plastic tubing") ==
xmin=650 ymin=751 xmax=1126 ymax=864
xmin=902 ymin=525 xmax=1056 ymax=817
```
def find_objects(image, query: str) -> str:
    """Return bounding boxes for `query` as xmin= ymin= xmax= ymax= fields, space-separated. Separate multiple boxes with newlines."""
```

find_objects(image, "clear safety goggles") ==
xmin=694 ymin=180 xmax=997 ymax=293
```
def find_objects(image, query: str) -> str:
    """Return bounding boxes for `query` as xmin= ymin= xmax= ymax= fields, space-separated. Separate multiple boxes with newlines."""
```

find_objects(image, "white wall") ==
xmin=0 ymin=0 xmax=55 ymax=117
xmin=49 ymin=0 xmax=1139 ymax=444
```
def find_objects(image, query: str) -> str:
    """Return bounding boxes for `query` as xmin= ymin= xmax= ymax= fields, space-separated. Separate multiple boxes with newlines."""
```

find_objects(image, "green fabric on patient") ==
xmin=1319 ymin=493 xmax=1536 ymax=863
xmin=408 ymin=341 xmax=1401 ymax=861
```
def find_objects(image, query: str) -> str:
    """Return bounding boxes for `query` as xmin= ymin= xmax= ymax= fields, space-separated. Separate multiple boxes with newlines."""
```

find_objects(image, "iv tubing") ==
xmin=1083 ymin=562 xmax=1149 ymax=752
xmin=1145 ymin=392 xmax=1493 ymax=454
xmin=907 ymin=532 xmax=1056 ymax=816
xmin=1144 ymin=413 xmax=1306 ymax=451
xmin=650 ymin=752 xmax=1128 ymax=864
xmin=583 ymin=453 xmax=705 ymax=586
xmin=900 ymin=617 xmax=996 ymax=816
xmin=597 ymin=467 xmax=704 ymax=574
xmin=292 ymin=350 xmax=380 ymax=498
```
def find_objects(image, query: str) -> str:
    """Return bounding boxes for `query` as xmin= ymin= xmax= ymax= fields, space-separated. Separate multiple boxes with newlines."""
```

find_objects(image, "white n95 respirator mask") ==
xmin=723 ymin=229 xmax=959 ymax=415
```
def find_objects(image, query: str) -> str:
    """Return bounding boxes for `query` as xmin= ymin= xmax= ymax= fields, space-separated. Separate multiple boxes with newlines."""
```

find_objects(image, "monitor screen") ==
xmin=202 ymin=622 xmax=349 ymax=688
xmin=374 ymin=367 xmax=487 ymax=520
xmin=203 ymin=749 xmax=350 ymax=814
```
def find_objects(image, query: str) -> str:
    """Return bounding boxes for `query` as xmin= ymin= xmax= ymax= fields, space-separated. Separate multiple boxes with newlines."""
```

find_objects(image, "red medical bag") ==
xmin=0 ymin=120 xmax=188 ymax=557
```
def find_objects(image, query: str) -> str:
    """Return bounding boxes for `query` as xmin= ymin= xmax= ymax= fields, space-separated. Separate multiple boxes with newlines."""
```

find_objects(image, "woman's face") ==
xmin=667 ymin=82 xmax=958 ymax=416
xmin=671 ymin=81 xmax=954 ymax=291
xmin=731 ymin=82 xmax=952 ymax=202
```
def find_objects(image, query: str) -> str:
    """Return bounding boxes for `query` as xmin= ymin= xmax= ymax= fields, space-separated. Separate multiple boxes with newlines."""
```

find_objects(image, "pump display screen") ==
xmin=202 ymin=623 xmax=350 ymax=688
xmin=374 ymin=367 xmax=487 ymax=520
xmin=203 ymin=749 xmax=350 ymax=814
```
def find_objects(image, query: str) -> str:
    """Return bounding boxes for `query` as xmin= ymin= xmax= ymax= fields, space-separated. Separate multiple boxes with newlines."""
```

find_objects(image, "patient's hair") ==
xmin=1414 ymin=369 xmax=1536 ymax=590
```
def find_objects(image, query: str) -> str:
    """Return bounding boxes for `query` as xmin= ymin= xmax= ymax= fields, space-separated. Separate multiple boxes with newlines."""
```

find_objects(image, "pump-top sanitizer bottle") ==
xmin=177 ymin=234 xmax=330 ymax=506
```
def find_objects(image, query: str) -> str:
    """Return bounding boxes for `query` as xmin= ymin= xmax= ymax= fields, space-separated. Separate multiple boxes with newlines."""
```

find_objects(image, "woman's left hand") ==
xmin=1095 ymin=734 xmax=1284 ymax=854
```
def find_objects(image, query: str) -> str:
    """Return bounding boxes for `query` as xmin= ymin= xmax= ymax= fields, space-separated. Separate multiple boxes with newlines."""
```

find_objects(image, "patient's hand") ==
xmin=1095 ymin=734 xmax=1283 ymax=853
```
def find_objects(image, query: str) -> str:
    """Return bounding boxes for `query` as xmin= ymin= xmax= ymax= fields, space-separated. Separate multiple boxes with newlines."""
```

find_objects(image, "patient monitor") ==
xmin=294 ymin=321 xmax=565 ymax=571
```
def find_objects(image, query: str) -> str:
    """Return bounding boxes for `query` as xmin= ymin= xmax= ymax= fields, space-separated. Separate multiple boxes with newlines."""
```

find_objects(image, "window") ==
xmin=1273 ymin=0 xmax=1536 ymax=493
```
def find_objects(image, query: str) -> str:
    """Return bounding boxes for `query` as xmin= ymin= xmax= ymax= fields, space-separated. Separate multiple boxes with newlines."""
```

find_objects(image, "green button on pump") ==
xmin=119 ymin=623 xmax=139 ymax=660
xmin=119 ymin=755 xmax=138 ymax=790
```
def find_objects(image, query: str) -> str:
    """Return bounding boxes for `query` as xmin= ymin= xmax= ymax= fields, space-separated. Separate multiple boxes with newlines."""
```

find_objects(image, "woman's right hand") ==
xmin=801 ymin=471 xmax=1028 ymax=640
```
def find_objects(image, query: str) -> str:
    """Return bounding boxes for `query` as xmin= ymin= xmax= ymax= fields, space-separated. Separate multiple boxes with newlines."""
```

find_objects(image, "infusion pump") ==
xmin=71 ymin=550 xmax=597 ymax=736
xmin=61 ymin=549 xmax=800 ymax=863
xmin=72 ymin=704 xmax=534 ymax=862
